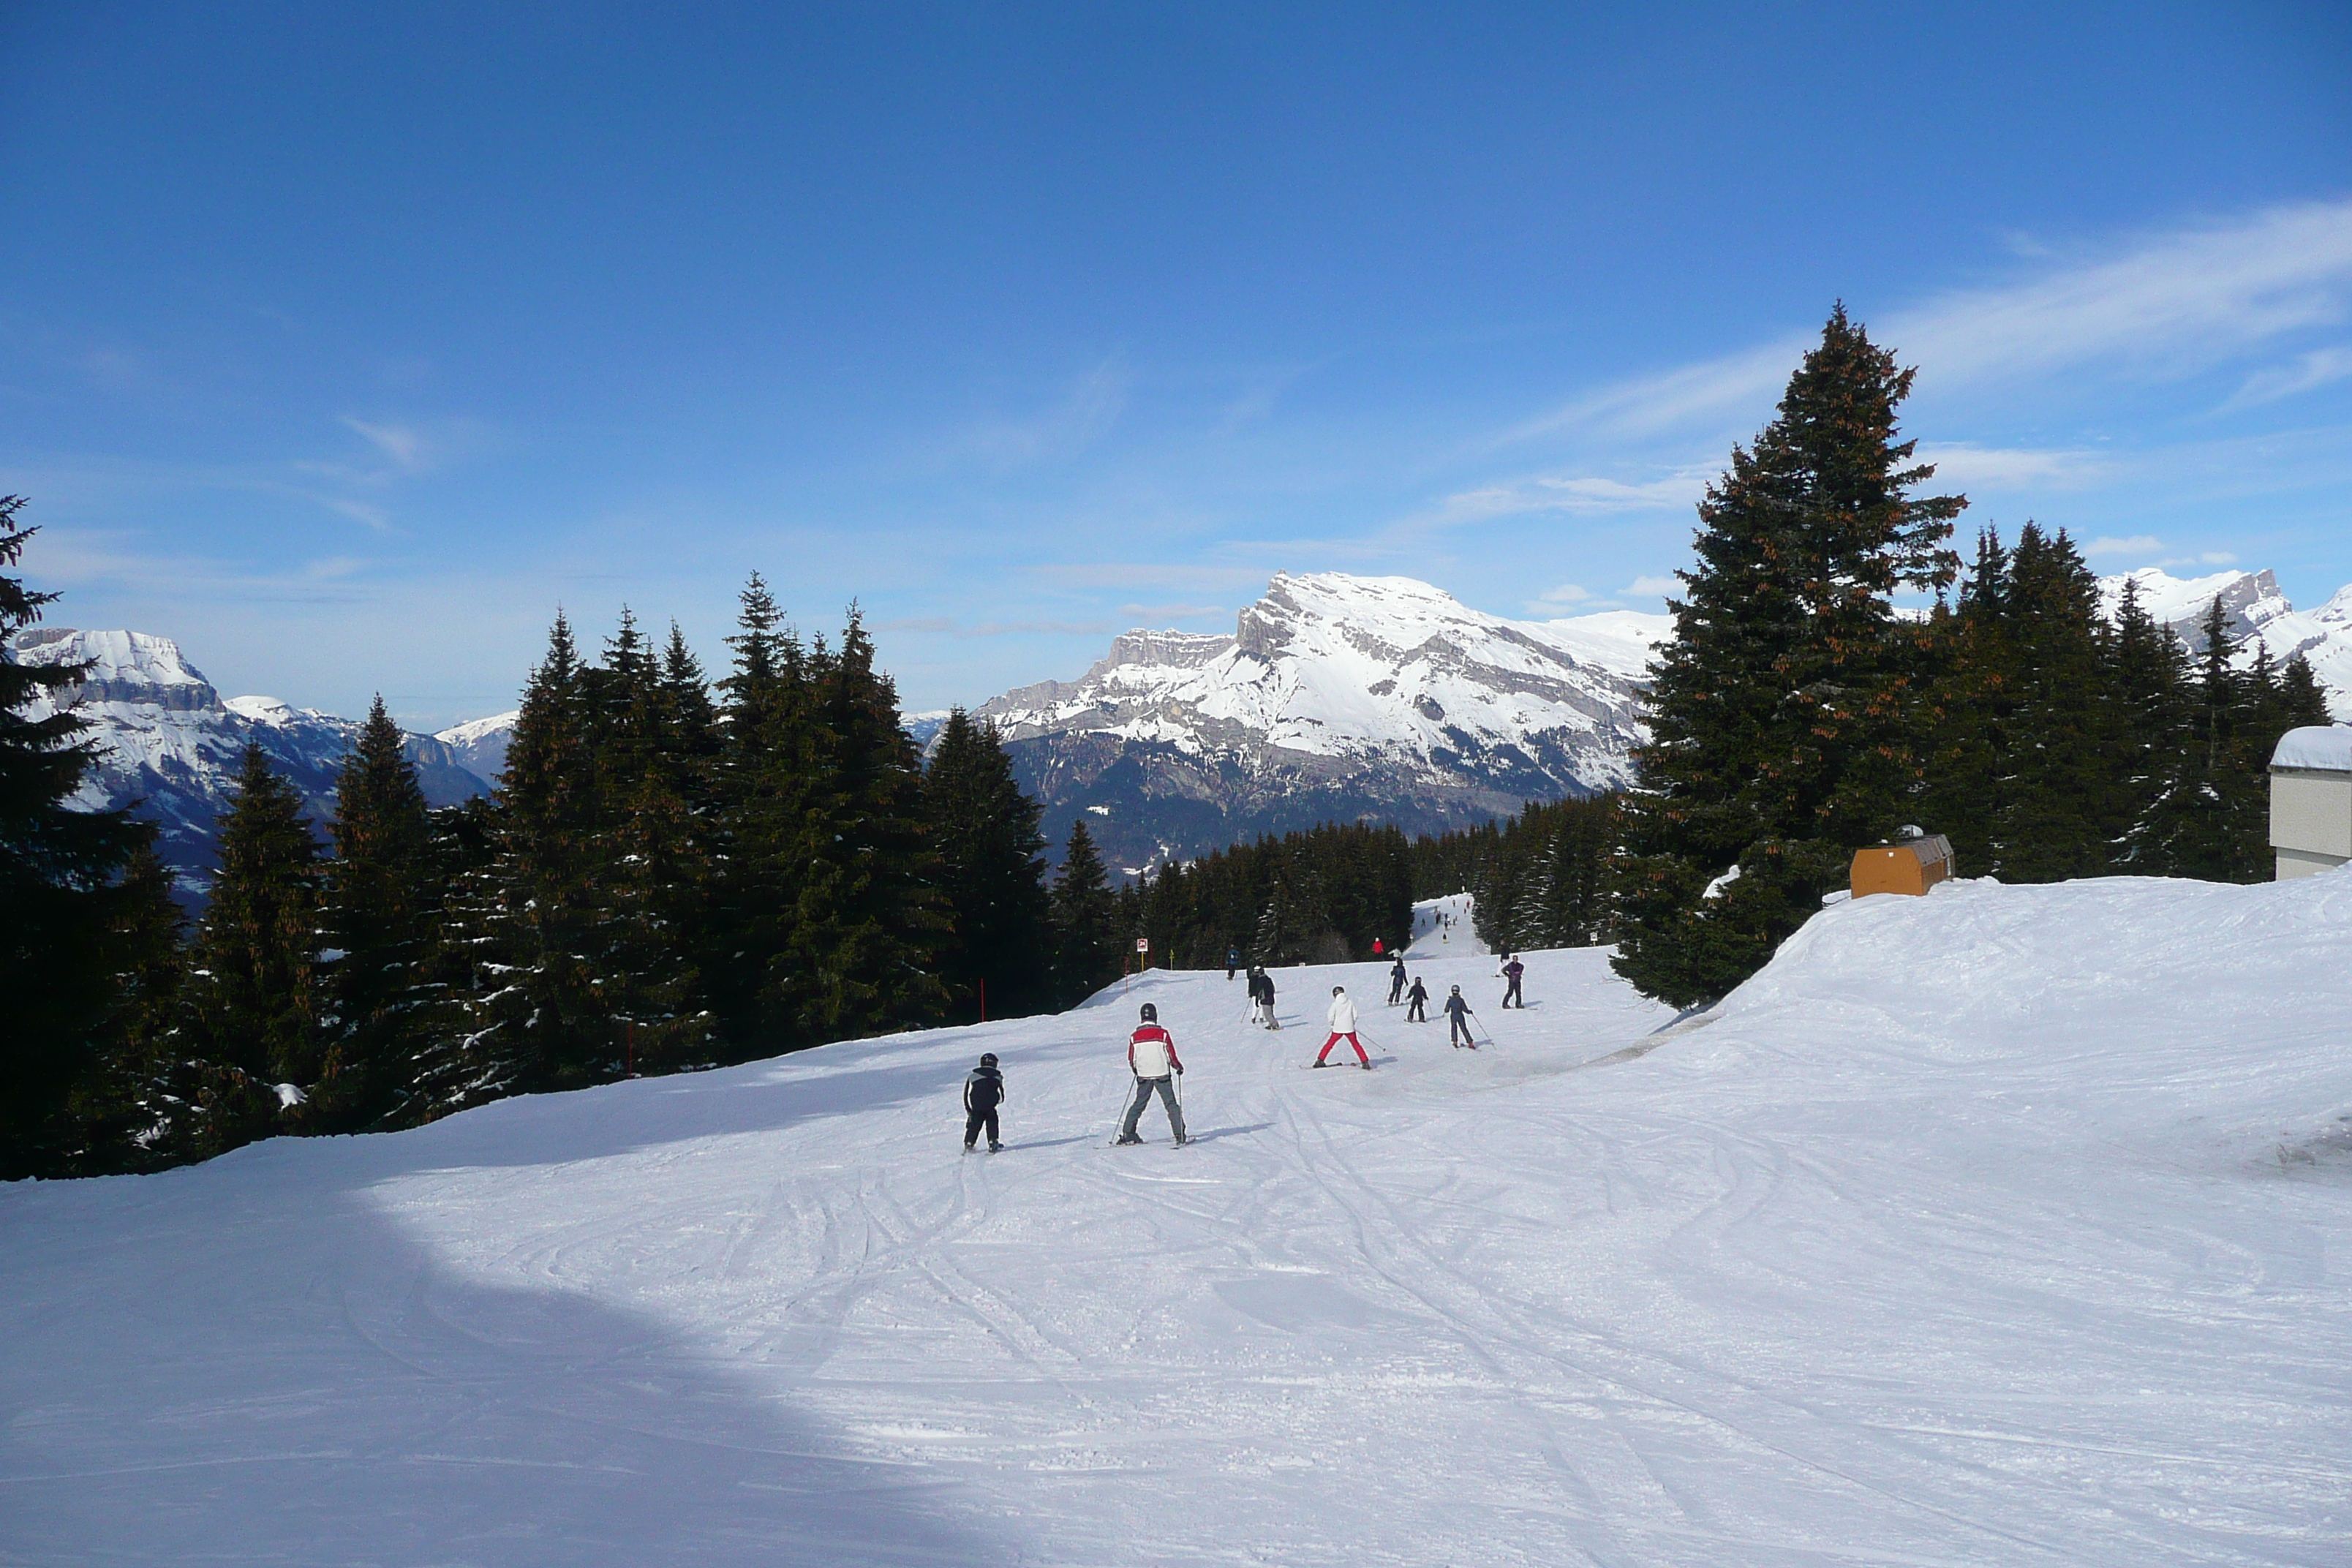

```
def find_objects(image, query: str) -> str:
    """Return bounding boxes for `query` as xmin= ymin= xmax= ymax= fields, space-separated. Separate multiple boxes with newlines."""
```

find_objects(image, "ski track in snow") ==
xmin=6 ymin=876 xmax=2352 ymax=1565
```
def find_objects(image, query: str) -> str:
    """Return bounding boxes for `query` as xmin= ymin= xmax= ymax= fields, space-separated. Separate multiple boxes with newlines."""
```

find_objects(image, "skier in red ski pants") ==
xmin=1315 ymin=986 xmax=1370 ymax=1068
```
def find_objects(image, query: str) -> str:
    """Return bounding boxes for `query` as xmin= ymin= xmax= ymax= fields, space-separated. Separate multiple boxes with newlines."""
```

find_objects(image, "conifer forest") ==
xmin=2 ymin=312 xmax=2331 ymax=1179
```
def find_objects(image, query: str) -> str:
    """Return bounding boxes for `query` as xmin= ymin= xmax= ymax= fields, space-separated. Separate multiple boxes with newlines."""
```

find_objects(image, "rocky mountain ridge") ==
xmin=8 ymin=628 xmax=490 ymax=897
xmin=973 ymin=572 xmax=1668 ymax=872
xmin=2097 ymin=566 xmax=2352 ymax=716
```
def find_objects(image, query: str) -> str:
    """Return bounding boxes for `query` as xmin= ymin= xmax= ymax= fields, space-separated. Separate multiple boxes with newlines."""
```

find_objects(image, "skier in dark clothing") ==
xmin=1226 ymin=946 xmax=1240 ymax=980
xmin=1387 ymin=955 xmax=1406 ymax=1006
xmin=963 ymin=1052 xmax=1005 ymax=1152
xmin=1443 ymin=986 xmax=1479 ymax=1049
xmin=1248 ymin=966 xmax=1278 ymax=1028
xmin=1501 ymin=955 xmax=1526 ymax=1009
xmin=1405 ymin=976 xmax=1429 ymax=1022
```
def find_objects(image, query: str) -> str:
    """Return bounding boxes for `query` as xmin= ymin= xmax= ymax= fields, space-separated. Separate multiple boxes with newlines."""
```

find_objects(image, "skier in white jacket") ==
xmin=1313 ymin=985 xmax=1371 ymax=1069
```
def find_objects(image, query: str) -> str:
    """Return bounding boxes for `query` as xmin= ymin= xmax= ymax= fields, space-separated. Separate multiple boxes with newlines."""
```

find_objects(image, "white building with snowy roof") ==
xmin=2269 ymin=725 xmax=2352 ymax=879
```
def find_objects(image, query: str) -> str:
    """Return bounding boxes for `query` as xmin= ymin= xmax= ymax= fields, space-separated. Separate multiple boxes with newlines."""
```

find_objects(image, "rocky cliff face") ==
xmin=8 ymin=628 xmax=491 ymax=898
xmin=973 ymin=572 xmax=1666 ymax=872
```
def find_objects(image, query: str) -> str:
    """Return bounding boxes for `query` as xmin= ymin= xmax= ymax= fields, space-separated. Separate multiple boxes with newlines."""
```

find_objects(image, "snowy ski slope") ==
xmin=5 ymin=874 xmax=2351 ymax=1565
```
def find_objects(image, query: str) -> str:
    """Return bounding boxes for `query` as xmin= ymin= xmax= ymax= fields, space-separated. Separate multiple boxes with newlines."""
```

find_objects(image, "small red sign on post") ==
xmin=1136 ymin=938 xmax=1150 ymax=952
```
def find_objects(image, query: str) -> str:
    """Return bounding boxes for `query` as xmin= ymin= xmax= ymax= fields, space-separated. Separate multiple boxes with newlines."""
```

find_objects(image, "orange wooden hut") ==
xmin=1850 ymin=832 xmax=1955 ymax=898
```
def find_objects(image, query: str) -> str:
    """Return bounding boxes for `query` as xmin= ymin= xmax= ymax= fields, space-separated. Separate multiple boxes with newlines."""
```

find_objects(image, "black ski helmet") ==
xmin=979 ymin=1052 xmax=998 ymax=1067
xmin=1450 ymin=984 xmax=1461 ymax=995
xmin=1331 ymin=984 xmax=1344 ymax=995
xmin=1139 ymin=1003 xmax=1158 ymax=1022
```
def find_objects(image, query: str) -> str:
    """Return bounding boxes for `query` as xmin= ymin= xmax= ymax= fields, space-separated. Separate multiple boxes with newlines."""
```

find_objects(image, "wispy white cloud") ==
xmin=2081 ymin=535 xmax=2166 ymax=559
xmin=1529 ymin=581 xmax=1591 ymax=609
xmin=2221 ymin=344 xmax=2352 ymax=410
xmin=1623 ymin=574 xmax=1681 ymax=597
xmin=342 ymin=417 xmax=426 ymax=469
xmin=1118 ymin=601 xmax=1226 ymax=622
xmin=1505 ymin=200 xmax=2352 ymax=443
xmin=1429 ymin=469 xmax=1710 ymax=525
xmin=963 ymin=360 xmax=1130 ymax=467
xmin=1913 ymin=442 xmax=2110 ymax=489
xmin=1890 ymin=202 xmax=2352 ymax=386
xmin=1501 ymin=340 xmax=1803 ymax=443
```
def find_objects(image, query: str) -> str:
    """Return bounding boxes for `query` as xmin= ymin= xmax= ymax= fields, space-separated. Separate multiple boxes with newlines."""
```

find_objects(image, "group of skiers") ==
xmin=963 ymin=951 xmax=1531 ymax=1150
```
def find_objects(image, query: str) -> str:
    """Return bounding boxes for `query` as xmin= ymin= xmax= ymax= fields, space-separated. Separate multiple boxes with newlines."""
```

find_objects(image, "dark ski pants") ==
xmin=1317 ymin=1031 xmax=1369 ymax=1066
xmin=1387 ymin=977 xmax=1403 ymax=1005
xmin=1450 ymin=1014 xmax=1475 ymax=1047
xmin=1120 ymin=1076 xmax=1185 ymax=1142
xmin=1407 ymin=998 xmax=1426 ymax=1022
xmin=1504 ymin=978 xmax=1523 ymax=1009
xmin=964 ymin=1108 xmax=998 ymax=1148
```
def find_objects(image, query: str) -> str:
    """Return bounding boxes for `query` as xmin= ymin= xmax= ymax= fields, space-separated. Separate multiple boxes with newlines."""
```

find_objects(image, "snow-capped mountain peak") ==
xmin=7 ymin=627 xmax=492 ymax=897
xmin=2096 ymin=566 xmax=2296 ymax=648
xmin=10 ymin=627 xmax=219 ymax=710
xmin=434 ymin=709 xmax=520 ymax=781
xmin=2096 ymin=567 xmax=2352 ymax=719
xmin=975 ymin=571 xmax=1662 ymax=869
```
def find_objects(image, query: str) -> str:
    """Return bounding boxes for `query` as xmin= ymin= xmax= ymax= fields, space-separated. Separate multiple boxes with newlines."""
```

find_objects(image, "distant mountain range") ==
xmin=12 ymin=563 xmax=2348 ymax=897
xmin=8 ymin=629 xmax=490 ymax=899
xmin=2096 ymin=566 xmax=2352 ymax=712
xmin=972 ymin=572 xmax=1668 ymax=872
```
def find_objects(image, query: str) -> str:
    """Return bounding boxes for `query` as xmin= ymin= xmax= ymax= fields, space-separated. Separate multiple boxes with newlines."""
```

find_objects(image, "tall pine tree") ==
xmin=923 ymin=709 xmax=1052 ymax=1022
xmin=181 ymin=742 xmax=326 ymax=1142
xmin=784 ymin=611 xmax=949 ymax=1039
xmin=1614 ymin=307 xmax=1964 ymax=1006
xmin=317 ymin=696 xmax=434 ymax=1127
xmin=1049 ymin=818 xmax=1121 ymax=1006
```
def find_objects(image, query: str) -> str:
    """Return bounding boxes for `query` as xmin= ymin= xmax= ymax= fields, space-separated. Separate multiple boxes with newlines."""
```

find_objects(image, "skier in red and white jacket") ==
xmin=1115 ymin=1003 xmax=1187 ymax=1145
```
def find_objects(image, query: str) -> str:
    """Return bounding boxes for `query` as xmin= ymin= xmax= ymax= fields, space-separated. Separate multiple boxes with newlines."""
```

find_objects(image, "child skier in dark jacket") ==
xmin=964 ymin=1052 xmax=1004 ymax=1152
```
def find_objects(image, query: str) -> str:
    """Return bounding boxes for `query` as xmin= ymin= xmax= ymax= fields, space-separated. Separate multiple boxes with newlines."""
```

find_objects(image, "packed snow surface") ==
xmin=2272 ymin=724 xmax=2352 ymax=772
xmin=1405 ymin=891 xmax=1487 ymax=957
xmin=7 ymin=875 xmax=2351 ymax=1564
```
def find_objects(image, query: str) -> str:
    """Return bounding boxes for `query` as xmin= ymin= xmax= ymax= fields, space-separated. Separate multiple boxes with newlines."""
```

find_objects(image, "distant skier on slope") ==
xmin=1405 ymin=976 xmax=1429 ymax=1022
xmin=1249 ymin=966 xmax=1279 ymax=1029
xmin=1444 ymin=985 xmax=1480 ymax=1049
xmin=963 ymin=1052 xmax=1005 ymax=1153
xmin=1226 ymin=946 xmax=1240 ymax=981
xmin=1115 ymin=1003 xmax=1187 ymax=1146
xmin=1387 ymin=954 xmax=1406 ymax=1006
xmin=1501 ymin=954 xmax=1526 ymax=1009
xmin=1314 ymin=985 xmax=1371 ymax=1069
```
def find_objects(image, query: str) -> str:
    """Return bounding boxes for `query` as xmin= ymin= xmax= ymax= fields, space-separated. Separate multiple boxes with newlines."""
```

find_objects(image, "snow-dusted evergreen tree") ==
xmin=57 ymin=840 xmax=191 ymax=1172
xmin=178 ymin=742 xmax=326 ymax=1144
xmin=486 ymin=611 xmax=616 ymax=1088
xmin=585 ymin=610 xmax=717 ymax=1071
xmin=393 ymin=796 xmax=521 ymax=1125
xmin=2106 ymin=578 xmax=2191 ymax=872
xmin=318 ymin=696 xmax=434 ymax=1127
xmin=1613 ymin=308 xmax=1964 ymax=1008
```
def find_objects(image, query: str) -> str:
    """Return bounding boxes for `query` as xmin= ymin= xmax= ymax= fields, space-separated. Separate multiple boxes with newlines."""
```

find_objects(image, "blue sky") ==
xmin=4 ymin=2 xmax=2350 ymax=728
